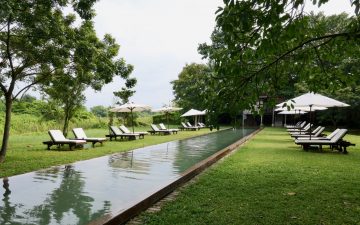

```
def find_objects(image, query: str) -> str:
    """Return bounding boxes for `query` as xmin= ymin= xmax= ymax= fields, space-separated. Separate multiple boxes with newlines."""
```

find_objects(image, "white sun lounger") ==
xmin=72 ymin=128 xmax=106 ymax=147
xmin=44 ymin=130 xmax=86 ymax=150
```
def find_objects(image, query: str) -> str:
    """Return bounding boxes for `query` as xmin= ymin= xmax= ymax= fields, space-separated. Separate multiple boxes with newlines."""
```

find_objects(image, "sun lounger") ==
xmin=159 ymin=123 xmax=179 ymax=134
xmin=286 ymin=121 xmax=307 ymax=130
xmin=291 ymin=126 xmax=325 ymax=138
xmin=72 ymin=128 xmax=106 ymax=147
xmin=288 ymin=123 xmax=312 ymax=133
xmin=296 ymin=128 xmax=340 ymax=141
xmin=180 ymin=122 xmax=198 ymax=131
xmin=290 ymin=125 xmax=322 ymax=136
xmin=295 ymin=129 xmax=355 ymax=153
xmin=286 ymin=121 xmax=306 ymax=129
xmin=106 ymin=126 xmax=142 ymax=141
xmin=197 ymin=122 xmax=207 ymax=128
xmin=148 ymin=124 xmax=171 ymax=135
xmin=186 ymin=122 xmax=200 ymax=129
xmin=119 ymin=125 xmax=148 ymax=136
xmin=43 ymin=130 xmax=86 ymax=150
xmin=285 ymin=121 xmax=304 ymax=129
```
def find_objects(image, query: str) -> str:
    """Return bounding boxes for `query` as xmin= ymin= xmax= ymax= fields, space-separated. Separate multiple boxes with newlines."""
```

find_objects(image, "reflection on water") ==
xmin=0 ymin=128 xmax=255 ymax=224
xmin=1 ymin=166 xmax=111 ymax=225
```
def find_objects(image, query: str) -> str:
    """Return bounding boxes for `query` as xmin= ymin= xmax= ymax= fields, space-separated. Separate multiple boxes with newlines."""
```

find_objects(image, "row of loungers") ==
xmin=179 ymin=122 xmax=207 ymax=131
xmin=286 ymin=122 xmax=355 ymax=153
xmin=43 ymin=128 xmax=106 ymax=150
xmin=43 ymin=123 xmax=202 ymax=150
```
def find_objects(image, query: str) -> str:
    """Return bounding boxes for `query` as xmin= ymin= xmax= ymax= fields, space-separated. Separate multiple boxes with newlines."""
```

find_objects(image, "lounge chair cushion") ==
xmin=73 ymin=128 xmax=106 ymax=141
xmin=119 ymin=125 xmax=148 ymax=135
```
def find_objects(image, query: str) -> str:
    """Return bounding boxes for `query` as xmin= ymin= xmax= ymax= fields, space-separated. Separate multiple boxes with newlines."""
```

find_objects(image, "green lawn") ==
xmin=138 ymin=127 xmax=360 ymax=225
xmin=0 ymin=127 xmax=212 ymax=178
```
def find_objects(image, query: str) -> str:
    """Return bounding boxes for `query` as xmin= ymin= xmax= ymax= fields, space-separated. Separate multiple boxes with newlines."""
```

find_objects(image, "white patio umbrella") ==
xmin=152 ymin=106 xmax=182 ymax=129
xmin=291 ymin=92 xmax=350 ymax=139
xmin=291 ymin=92 xmax=350 ymax=108
xmin=181 ymin=109 xmax=206 ymax=125
xmin=276 ymin=105 xmax=327 ymax=128
xmin=110 ymin=102 xmax=151 ymax=133
xmin=275 ymin=105 xmax=327 ymax=112
xmin=181 ymin=109 xmax=204 ymax=117
xmin=278 ymin=110 xmax=307 ymax=127
xmin=278 ymin=110 xmax=307 ymax=114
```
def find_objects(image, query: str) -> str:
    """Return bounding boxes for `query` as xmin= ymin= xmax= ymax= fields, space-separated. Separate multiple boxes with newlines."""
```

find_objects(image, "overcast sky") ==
xmin=84 ymin=0 xmax=355 ymax=109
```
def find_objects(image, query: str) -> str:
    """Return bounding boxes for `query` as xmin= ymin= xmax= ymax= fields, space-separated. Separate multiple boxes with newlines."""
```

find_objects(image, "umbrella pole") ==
xmin=167 ymin=112 xmax=169 ymax=129
xmin=299 ymin=110 xmax=301 ymax=135
xmin=131 ymin=109 xmax=135 ymax=133
xmin=293 ymin=110 xmax=295 ymax=126
xmin=309 ymin=105 xmax=312 ymax=140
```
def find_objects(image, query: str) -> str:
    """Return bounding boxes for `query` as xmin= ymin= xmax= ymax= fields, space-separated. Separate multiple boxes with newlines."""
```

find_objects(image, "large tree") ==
xmin=171 ymin=63 xmax=213 ymax=110
xmin=43 ymin=21 xmax=133 ymax=136
xmin=198 ymin=0 xmax=360 ymax=116
xmin=0 ymin=0 xmax=97 ymax=162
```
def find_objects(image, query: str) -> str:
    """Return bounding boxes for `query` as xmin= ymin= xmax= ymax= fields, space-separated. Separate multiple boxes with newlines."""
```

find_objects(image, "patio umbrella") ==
xmin=276 ymin=105 xmax=327 ymax=129
xmin=181 ymin=109 xmax=206 ymax=125
xmin=110 ymin=102 xmax=151 ymax=133
xmin=275 ymin=105 xmax=327 ymax=112
xmin=152 ymin=106 xmax=182 ymax=129
xmin=291 ymin=92 xmax=350 ymax=139
xmin=278 ymin=110 xmax=307 ymax=127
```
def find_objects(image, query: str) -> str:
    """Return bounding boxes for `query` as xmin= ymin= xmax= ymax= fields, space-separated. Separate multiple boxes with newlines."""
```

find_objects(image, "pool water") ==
xmin=0 ymin=128 xmax=256 ymax=225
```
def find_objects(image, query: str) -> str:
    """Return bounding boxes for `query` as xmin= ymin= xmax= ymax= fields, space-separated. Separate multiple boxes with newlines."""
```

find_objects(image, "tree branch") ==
xmin=311 ymin=43 xmax=328 ymax=77
xmin=0 ymin=82 xmax=8 ymax=94
xmin=249 ymin=31 xmax=358 ymax=80
xmin=12 ymin=69 xmax=54 ymax=100
xmin=5 ymin=14 xmax=16 ymax=95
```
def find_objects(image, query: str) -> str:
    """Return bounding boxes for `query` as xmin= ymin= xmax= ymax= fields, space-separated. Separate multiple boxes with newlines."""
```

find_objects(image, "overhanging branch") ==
xmin=253 ymin=32 xmax=357 ymax=77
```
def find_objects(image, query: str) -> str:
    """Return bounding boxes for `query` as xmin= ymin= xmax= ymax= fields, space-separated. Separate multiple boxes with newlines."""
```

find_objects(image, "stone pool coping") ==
xmin=99 ymin=127 xmax=262 ymax=225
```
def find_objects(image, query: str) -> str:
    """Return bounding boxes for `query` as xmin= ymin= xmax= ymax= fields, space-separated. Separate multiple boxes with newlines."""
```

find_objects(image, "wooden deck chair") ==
xmin=295 ymin=129 xmax=354 ymax=153
xmin=148 ymin=124 xmax=171 ymax=135
xmin=159 ymin=123 xmax=179 ymax=134
xmin=106 ymin=126 xmax=141 ymax=141
xmin=72 ymin=128 xmax=106 ymax=147
xmin=119 ymin=125 xmax=148 ymax=136
xmin=43 ymin=130 xmax=86 ymax=150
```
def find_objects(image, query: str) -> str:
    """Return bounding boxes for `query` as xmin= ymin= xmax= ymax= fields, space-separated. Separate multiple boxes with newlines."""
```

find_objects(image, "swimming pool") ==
xmin=0 ymin=128 xmax=257 ymax=225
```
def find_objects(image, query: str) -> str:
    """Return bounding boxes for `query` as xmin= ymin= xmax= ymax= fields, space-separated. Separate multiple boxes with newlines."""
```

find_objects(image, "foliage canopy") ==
xmin=196 ymin=0 xmax=360 ymax=116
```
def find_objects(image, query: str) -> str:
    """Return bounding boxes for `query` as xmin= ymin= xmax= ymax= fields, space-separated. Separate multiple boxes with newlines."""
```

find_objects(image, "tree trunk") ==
xmin=0 ymin=96 xmax=13 ymax=163
xmin=63 ymin=110 xmax=70 ymax=137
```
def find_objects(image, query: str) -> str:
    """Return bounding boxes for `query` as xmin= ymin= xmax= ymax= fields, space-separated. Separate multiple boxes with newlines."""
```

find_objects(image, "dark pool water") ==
xmin=0 ymin=128 xmax=256 ymax=225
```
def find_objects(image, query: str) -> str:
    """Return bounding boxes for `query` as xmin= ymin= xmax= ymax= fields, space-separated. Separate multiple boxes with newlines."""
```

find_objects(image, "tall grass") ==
xmin=0 ymin=113 xmax=108 ymax=134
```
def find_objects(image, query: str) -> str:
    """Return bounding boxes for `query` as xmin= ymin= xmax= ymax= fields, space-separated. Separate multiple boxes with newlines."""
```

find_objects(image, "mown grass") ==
xmin=0 ymin=127 xmax=212 ymax=178
xmin=139 ymin=127 xmax=360 ymax=225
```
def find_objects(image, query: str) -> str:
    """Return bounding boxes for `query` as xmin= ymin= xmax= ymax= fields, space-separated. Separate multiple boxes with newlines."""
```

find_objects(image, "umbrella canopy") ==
xmin=277 ymin=110 xmax=307 ymax=115
xmin=181 ymin=109 xmax=205 ymax=117
xmin=291 ymin=92 xmax=349 ymax=108
xmin=278 ymin=110 xmax=307 ymax=127
xmin=181 ymin=109 xmax=206 ymax=126
xmin=275 ymin=105 xmax=327 ymax=112
xmin=110 ymin=102 xmax=151 ymax=133
xmin=153 ymin=106 xmax=182 ymax=114
xmin=110 ymin=102 xmax=151 ymax=113
xmin=152 ymin=106 xmax=182 ymax=128
xmin=287 ymin=92 xmax=349 ymax=139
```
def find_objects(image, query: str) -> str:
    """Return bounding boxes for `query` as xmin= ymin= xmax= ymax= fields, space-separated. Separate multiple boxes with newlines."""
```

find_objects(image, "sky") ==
xmin=84 ymin=0 xmax=355 ymax=109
